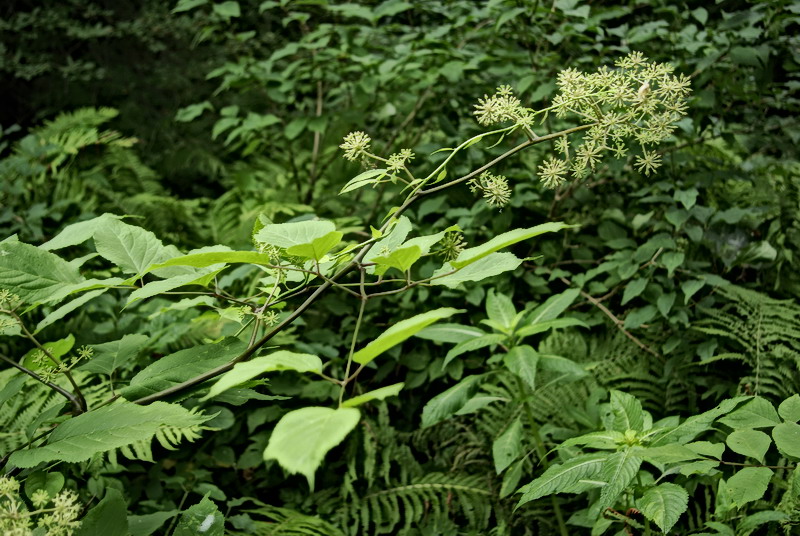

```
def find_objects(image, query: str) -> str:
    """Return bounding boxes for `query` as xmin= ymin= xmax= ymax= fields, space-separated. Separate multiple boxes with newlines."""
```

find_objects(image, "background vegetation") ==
xmin=1 ymin=0 xmax=799 ymax=534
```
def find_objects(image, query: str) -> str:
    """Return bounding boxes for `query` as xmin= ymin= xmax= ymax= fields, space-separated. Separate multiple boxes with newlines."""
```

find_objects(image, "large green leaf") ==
xmin=263 ymin=407 xmax=361 ymax=489
xmin=148 ymin=250 xmax=275 ymax=272
xmin=503 ymin=345 xmax=539 ymax=390
xmin=597 ymin=449 xmax=642 ymax=510
xmin=719 ymin=397 xmax=780 ymax=429
xmin=93 ymin=219 xmax=173 ymax=275
xmin=651 ymin=397 xmax=749 ymax=446
xmin=450 ymin=222 xmax=573 ymax=269
xmin=75 ymin=489 xmax=128 ymax=536
xmin=353 ymin=307 xmax=461 ymax=365
xmin=726 ymin=467 xmax=773 ymax=507
xmin=526 ymin=288 xmax=581 ymax=324
xmin=778 ymin=394 xmax=800 ymax=423
xmin=342 ymin=383 xmax=404 ymax=408
xmin=415 ymin=323 xmax=484 ymax=343
xmin=201 ymin=351 xmax=322 ymax=400
xmin=516 ymin=453 xmax=608 ymax=506
xmin=255 ymin=220 xmax=336 ymax=249
xmin=421 ymin=375 xmax=484 ymax=428
xmin=74 ymin=334 xmax=146 ymax=376
xmin=286 ymin=231 xmax=343 ymax=261
xmin=121 ymin=338 xmax=246 ymax=400
xmin=726 ymin=429 xmax=771 ymax=463
xmin=638 ymin=483 xmax=689 ymax=534
xmin=431 ymin=252 xmax=522 ymax=288
xmin=174 ymin=496 xmax=224 ymax=536
xmin=493 ymin=417 xmax=523 ymax=473
xmin=40 ymin=213 xmax=122 ymax=251
xmin=372 ymin=245 xmax=423 ymax=274
xmin=8 ymin=400 xmax=211 ymax=467
xmin=443 ymin=333 xmax=505 ymax=367
xmin=486 ymin=289 xmax=517 ymax=329
xmin=609 ymin=390 xmax=645 ymax=432
xmin=772 ymin=422 xmax=800 ymax=458
xmin=0 ymin=237 xmax=84 ymax=304
xmin=34 ymin=287 xmax=109 ymax=333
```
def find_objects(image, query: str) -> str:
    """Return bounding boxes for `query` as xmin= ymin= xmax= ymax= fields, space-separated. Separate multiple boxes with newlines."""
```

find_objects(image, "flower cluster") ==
xmin=468 ymin=171 xmax=512 ymax=209
xmin=473 ymin=84 xmax=533 ymax=127
xmin=435 ymin=231 xmax=467 ymax=261
xmin=339 ymin=131 xmax=372 ymax=161
xmin=0 ymin=476 xmax=82 ymax=536
xmin=386 ymin=148 xmax=414 ymax=172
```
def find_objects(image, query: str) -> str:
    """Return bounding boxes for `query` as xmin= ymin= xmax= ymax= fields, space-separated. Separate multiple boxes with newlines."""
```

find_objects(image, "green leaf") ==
xmin=128 ymin=511 xmax=178 ymax=536
xmin=657 ymin=292 xmax=676 ymax=317
xmin=24 ymin=471 xmax=64 ymax=501
xmin=443 ymin=333 xmax=505 ymax=367
xmin=681 ymin=279 xmax=705 ymax=303
xmin=201 ymin=351 xmax=322 ymax=401
xmin=503 ymin=345 xmax=538 ymax=390
xmin=674 ymin=188 xmax=699 ymax=209
xmin=726 ymin=429 xmax=771 ymax=463
xmin=662 ymin=252 xmax=685 ymax=277
xmin=40 ymin=214 xmax=122 ymax=250
xmin=127 ymin=268 xmax=221 ymax=305
xmin=537 ymin=354 xmax=587 ymax=381
xmin=451 ymin=222 xmax=573 ymax=269
xmin=212 ymin=1 xmax=240 ymax=18
xmin=93 ymin=219 xmax=172 ymax=275
xmin=486 ymin=289 xmax=517 ymax=329
xmin=638 ymin=483 xmax=689 ymax=534
xmin=148 ymin=250 xmax=274 ymax=272
xmin=121 ymin=338 xmax=246 ymax=400
xmin=651 ymin=397 xmax=749 ymax=446
xmin=22 ymin=334 xmax=74 ymax=370
xmin=431 ymin=252 xmax=522 ymax=288
xmin=421 ymin=375 xmax=483 ymax=428
xmin=286 ymin=231 xmax=343 ymax=261
xmin=172 ymin=0 xmax=208 ymax=12
xmin=74 ymin=488 xmax=128 ymax=536
xmin=778 ymin=394 xmax=800 ymax=422
xmin=516 ymin=454 xmax=607 ymax=506
xmin=597 ymin=449 xmax=642 ymax=510
xmin=719 ymin=397 xmax=780 ymax=429
xmin=610 ymin=390 xmax=645 ymax=432
xmin=621 ymin=278 xmax=648 ymax=305
xmin=371 ymin=245 xmax=422 ymax=273
xmin=686 ymin=441 xmax=726 ymax=460
xmin=415 ymin=323 xmax=484 ymax=343
xmin=353 ymin=307 xmax=461 ymax=365
xmin=726 ymin=467 xmax=773 ymax=508
xmin=493 ymin=417 xmax=524 ymax=473
xmin=527 ymin=288 xmax=581 ymax=324
xmin=35 ymin=288 xmax=109 ymax=333
xmin=342 ymin=383 xmax=404 ymax=408
xmin=340 ymin=168 xmax=388 ymax=194
xmin=772 ymin=422 xmax=800 ymax=458
xmin=264 ymin=407 xmax=361 ymax=490
xmin=0 ymin=237 xmax=84 ymax=304
xmin=8 ymin=400 xmax=211 ymax=467
xmin=255 ymin=220 xmax=336 ymax=250
xmin=635 ymin=444 xmax=703 ymax=464
xmin=623 ymin=305 xmax=657 ymax=329
xmin=80 ymin=334 xmax=149 ymax=375
xmin=174 ymin=496 xmax=224 ymax=536
xmin=515 ymin=318 xmax=588 ymax=339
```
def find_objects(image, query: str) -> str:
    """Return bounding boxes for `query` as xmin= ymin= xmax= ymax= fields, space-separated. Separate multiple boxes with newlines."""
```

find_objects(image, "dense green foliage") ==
xmin=1 ymin=1 xmax=799 ymax=535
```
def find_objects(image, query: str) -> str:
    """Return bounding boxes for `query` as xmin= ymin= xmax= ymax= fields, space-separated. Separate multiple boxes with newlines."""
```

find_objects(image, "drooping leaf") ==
xmin=40 ymin=213 xmax=122 ymax=251
xmin=147 ymin=250 xmax=275 ymax=272
xmin=726 ymin=467 xmax=773 ymax=507
xmin=74 ymin=488 xmax=128 ymax=536
xmin=493 ymin=417 xmax=524 ymax=473
xmin=201 ymin=351 xmax=322 ymax=400
xmin=127 ymin=268 xmax=222 ymax=305
xmin=174 ymin=496 xmax=224 ymax=536
xmin=342 ymin=383 xmax=404 ymax=408
xmin=0 ymin=237 xmax=84 ymax=304
xmin=8 ymin=400 xmax=212 ymax=467
xmin=516 ymin=454 xmax=608 ymax=506
xmin=34 ymin=288 xmax=109 ymax=333
xmin=451 ymin=222 xmax=573 ymax=269
xmin=340 ymin=168 xmax=388 ymax=194
xmin=725 ymin=429 xmax=771 ymax=463
xmin=263 ymin=407 xmax=361 ymax=490
xmin=431 ymin=252 xmax=522 ymax=288
xmin=527 ymin=288 xmax=581 ymax=324
xmin=421 ymin=375 xmax=484 ymax=428
xmin=353 ymin=307 xmax=461 ymax=365
xmin=503 ymin=345 xmax=539 ymax=390
xmin=121 ymin=338 xmax=246 ymax=401
xmin=638 ymin=483 xmax=689 ymax=534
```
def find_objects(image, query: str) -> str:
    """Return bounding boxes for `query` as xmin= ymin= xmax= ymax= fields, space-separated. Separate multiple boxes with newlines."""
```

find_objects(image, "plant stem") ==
xmin=339 ymin=274 xmax=367 ymax=407
xmin=0 ymin=353 xmax=83 ymax=413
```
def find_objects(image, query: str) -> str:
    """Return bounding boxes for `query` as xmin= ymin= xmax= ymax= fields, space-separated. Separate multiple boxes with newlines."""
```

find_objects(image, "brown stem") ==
xmin=0 ymin=353 xmax=83 ymax=413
